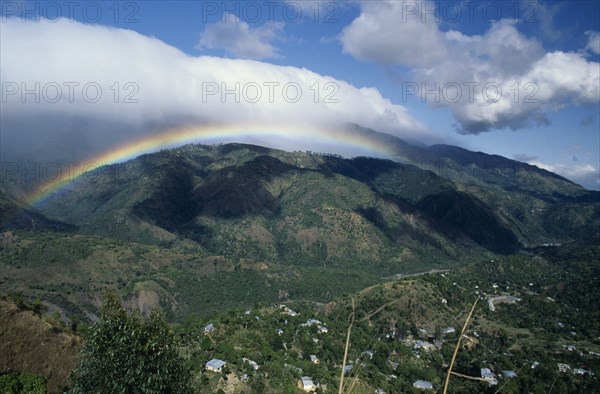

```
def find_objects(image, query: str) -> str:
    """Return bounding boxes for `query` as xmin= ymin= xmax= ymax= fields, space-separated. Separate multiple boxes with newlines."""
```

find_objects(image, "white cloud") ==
xmin=585 ymin=31 xmax=600 ymax=55
xmin=0 ymin=18 xmax=431 ymax=160
xmin=529 ymin=160 xmax=599 ymax=189
xmin=340 ymin=1 xmax=600 ymax=134
xmin=196 ymin=13 xmax=284 ymax=59
xmin=340 ymin=1 xmax=447 ymax=67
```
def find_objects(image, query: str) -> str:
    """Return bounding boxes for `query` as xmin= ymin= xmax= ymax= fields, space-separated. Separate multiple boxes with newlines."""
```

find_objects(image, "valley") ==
xmin=1 ymin=140 xmax=599 ymax=393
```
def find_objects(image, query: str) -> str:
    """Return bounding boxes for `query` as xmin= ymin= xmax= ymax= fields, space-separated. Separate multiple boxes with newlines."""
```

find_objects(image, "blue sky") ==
xmin=1 ymin=0 xmax=599 ymax=189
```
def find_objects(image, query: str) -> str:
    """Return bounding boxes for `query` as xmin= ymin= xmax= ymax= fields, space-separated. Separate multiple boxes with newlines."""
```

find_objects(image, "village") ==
xmin=186 ymin=270 xmax=599 ymax=393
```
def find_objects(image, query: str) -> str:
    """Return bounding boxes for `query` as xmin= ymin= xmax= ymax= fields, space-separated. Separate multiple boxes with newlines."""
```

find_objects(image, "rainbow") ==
xmin=24 ymin=123 xmax=398 ymax=208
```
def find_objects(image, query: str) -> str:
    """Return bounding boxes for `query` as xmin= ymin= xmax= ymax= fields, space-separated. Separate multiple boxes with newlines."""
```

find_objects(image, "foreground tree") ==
xmin=69 ymin=291 xmax=191 ymax=393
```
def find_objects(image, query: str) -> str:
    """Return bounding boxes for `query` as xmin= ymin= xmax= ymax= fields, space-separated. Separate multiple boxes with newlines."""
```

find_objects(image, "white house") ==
xmin=557 ymin=363 xmax=571 ymax=373
xmin=317 ymin=325 xmax=328 ymax=334
xmin=302 ymin=319 xmax=322 ymax=327
xmin=414 ymin=340 xmax=435 ymax=352
xmin=206 ymin=358 xmax=226 ymax=373
xmin=361 ymin=350 xmax=374 ymax=360
xmin=204 ymin=323 xmax=214 ymax=333
xmin=242 ymin=357 xmax=259 ymax=370
xmin=299 ymin=376 xmax=316 ymax=392
xmin=441 ymin=327 xmax=456 ymax=334
xmin=310 ymin=355 xmax=319 ymax=364
xmin=481 ymin=368 xmax=498 ymax=386
xmin=413 ymin=380 xmax=434 ymax=390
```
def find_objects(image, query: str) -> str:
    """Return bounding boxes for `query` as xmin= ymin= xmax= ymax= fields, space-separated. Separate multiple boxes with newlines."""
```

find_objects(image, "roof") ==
xmin=206 ymin=358 xmax=226 ymax=369
xmin=413 ymin=380 xmax=434 ymax=389
xmin=301 ymin=376 xmax=314 ymax=387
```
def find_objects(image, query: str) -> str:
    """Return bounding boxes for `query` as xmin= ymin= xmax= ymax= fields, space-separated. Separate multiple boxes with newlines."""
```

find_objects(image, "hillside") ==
xmin=0 ymin=189 xmax=75 ymax=232
xmin=173 ymin=240 xmax=600 ymax=393
xmin=29 ymin=142 xmax=585 ymax=261
xmin=2 ymin=237 xmax=598 ymax=392
xmin=0 ymin=297 xmax=79 ymax=393
xmin=1 ymin=138 xmax=597 ymax=325
xmin=347 ymin=126 xmax=600 ymax=246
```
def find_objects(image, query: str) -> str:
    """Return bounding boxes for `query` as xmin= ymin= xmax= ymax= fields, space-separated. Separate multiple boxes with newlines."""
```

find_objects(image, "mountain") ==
xmin=33 ymin=143 xmax=526 ymax=263
xmin=0 ymin=189 xmax=75 ymax=232
xmin=1 ymin=132 xmax=599 ymax=392
xmin=0 ymin=130 xmax=598 ymax=322
xmin=346 ymin=125 xmax=600 ymax=245
xmin=0 ymin=297 xmax=79 ymax=392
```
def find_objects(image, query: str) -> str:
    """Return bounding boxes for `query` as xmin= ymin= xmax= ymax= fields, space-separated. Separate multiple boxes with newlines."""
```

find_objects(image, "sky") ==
xmin=1 ymin=0 xmax=599 ymax=189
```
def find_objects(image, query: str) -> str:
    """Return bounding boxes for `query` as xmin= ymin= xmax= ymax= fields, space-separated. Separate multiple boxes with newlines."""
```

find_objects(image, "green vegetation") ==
xmin=1 ymin=241 xmax=599 ymax=393
xmin=69 ymin=291 xmax=191 ymax=393
xmin=1 ymin=141 xmax=599 ymax=392
xmin=0 ymin=373 xmax=46 ymax=394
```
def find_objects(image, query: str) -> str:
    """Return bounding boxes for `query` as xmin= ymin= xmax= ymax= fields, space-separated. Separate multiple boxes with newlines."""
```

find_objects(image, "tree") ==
xmin=69 ymin=291 xmax=191 ymax=393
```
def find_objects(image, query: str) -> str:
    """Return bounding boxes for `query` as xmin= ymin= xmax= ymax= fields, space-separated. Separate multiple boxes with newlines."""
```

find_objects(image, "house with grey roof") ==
xmin=299 ymin=376 xmax=316 ymax=392
xmin=206 ymin=358 xmax=226 ymax=373
xmin=481 ymin=368 xmax=498 ymax=386
xmin=413 ymin=380 xmax=434 ymax=390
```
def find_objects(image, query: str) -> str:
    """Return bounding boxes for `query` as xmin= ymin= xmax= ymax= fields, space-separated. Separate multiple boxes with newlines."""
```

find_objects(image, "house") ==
xmin=280 ymin=305 xmax=299 ymax=317
xmin=480 ymin=368 xmax=498 ymax=386
xmin=557 ymin=363 xmax=571 ymax=373
xmin=413 ymin=380 xmax=434 ymax=390
xmin=242 ymin=357 xmax=259 ymax=370
xmin=299 ymin=376 xmax=316 ymax=392
xmin=276 ymin=328 xmax=284 ymax=335
xmin=414 ymin=340 xmax=435 ymax=352
xmin=503 ymin=370 xmax=518 ymax=378
xmin=573 ymin=368 xmax=590 ymax=376
xmin=317 ymin=325 xmax=328 ymax=334
xmin=531 ymin=361 xmax=540 ymax=369
xmin=361 ymin=350 xmax=374 ymax=359
xmin=204 ymin=323 xmax=214 ymax=333
xmin=302 ymin=319 xmax=322 ymax=327
xmin=206 ymin=358 xmax=226 ymax=373
xmin=343 ymin=364 xmax=353 ymax=375
xmin=310 ymin=355 xmax=319 ymax=364
xmin=441 ymin=327 xmax=456 ymax=334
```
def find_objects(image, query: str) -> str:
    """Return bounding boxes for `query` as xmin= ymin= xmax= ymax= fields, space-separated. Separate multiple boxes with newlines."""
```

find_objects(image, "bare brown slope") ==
xmin=0 ymin=300 xmax=79 ymax=392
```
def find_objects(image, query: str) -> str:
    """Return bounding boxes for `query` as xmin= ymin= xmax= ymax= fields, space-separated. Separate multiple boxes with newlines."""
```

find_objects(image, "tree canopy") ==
xmin=69 ymin=291 xmax=191 ymax=393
